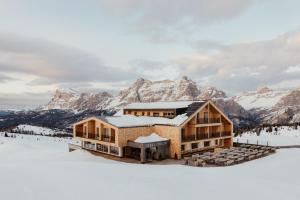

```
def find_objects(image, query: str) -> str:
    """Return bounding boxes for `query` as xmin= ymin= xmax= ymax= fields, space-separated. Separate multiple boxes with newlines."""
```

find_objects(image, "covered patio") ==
xmin=124 ymin=133 xmax=170 ymax=163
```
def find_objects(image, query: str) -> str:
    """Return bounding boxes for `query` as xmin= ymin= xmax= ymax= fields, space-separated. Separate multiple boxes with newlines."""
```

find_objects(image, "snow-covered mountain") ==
xmin=41 ymin=76 xmax=252 ymax=126
xmin=41 ymin=77 xmax=300 ymax=126
xmin=43 ymin=88 xmax=113 ymax=112
xmin=233 ymin=87 xmax=300 ymax=124
xmin=233 ymin=87 xmax=288 ymax=110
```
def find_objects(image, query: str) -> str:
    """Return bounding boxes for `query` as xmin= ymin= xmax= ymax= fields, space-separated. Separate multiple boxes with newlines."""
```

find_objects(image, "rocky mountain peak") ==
xmin=198 ymin=87 xmax=227 ymax=100
xmin=257 ymin=86 xmax=273 ymax=94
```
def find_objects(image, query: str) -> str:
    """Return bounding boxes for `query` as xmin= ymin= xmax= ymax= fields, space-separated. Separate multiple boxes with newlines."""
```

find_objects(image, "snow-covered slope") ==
xmin=13 ymin=124 xmax=69 ymax=136
xmin=1 ymin=133 xmax=300 ymax=200
xmin=234 ymin=126 xmax=300 ymax=146
xmin=233 ymin=87 xmax=288 ymax=110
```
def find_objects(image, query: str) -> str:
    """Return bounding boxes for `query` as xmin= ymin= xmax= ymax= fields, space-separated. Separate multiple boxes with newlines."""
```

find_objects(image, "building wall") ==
xmin=179 ymin=101 xmax=233 ymax=156
xmin=153 ymin=125 xmax=181 ymax=159
xmin=118 ymin=125 xmax=181 ymax=159
xmin=73 ymin=101 xmax=233 ymax=160
xmin=117 ymin=126 xmax=155 ymax=147
xmin=124 ymin=109 xmax=175 ymax=118
xmin=74 ymin=118 xmax=121 ymax=156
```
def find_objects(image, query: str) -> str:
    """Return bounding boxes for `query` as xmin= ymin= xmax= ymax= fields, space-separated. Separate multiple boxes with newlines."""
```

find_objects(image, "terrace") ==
xmin=184 ymin=144 xmax=276 ymax=167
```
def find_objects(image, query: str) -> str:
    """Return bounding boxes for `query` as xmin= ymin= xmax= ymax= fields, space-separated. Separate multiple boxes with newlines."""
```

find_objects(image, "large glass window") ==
xmin=110 ymin=146 xmax=119 ymax=155
xmin=181 ymin=144 xmax=185 ymax=151
xmin=96 ymin=127 xmax=100 ymax=139
xmin=96 ymin=144 xmax=108 ymax=153
xmin=204 ymin=112 xmax=209 ymax=123
xmin=204 ymin=141 xmax=210 ymax=147
xmin=191 ymin=143 xmax=198 ymax=149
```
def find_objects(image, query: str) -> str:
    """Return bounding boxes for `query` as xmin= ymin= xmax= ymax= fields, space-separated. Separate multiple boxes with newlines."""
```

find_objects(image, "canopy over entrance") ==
xmin=125 ymin=133 xmax=170 ymax=163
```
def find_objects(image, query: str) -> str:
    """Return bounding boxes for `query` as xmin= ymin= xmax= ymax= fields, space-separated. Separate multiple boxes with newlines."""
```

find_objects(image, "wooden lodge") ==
xmin=73 ymin=100 xmax=233 ymax=162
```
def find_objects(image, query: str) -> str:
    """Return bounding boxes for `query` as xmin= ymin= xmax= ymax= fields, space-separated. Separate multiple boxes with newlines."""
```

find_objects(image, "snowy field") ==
xmin=12 ymin=124 xmax=71 ymax=136
xmin=234 ymin=126 xmax=300 ymax=146
xmin=0 ymin=133 xmax=300 ymax=200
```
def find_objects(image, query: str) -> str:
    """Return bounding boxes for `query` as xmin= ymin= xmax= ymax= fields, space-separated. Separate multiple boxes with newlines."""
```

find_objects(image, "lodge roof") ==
xmin=124 ymin=101 xmax=205 ymax=110
xmin=95 ymin=114 xmax=188 ymax=128
xmin=94 ymin=101 xmax=207 ymax=128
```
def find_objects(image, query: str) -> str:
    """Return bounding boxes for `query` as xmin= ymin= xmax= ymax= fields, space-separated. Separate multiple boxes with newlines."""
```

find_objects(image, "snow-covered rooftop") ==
xmin=98 ymin=114 xmax=188 ymax=128
xmin=134 ymin=133 xmax=169 ymax=143
xmin=124 ymin=101 xmax=202 ymax=110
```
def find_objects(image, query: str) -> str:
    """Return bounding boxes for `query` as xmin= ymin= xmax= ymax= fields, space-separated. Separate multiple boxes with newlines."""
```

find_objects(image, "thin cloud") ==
xmin=0 ymin=33 xmax=137 ymax=85
xmin=176 ymin=29 xmax=300 ymax=92
xmin=100 ymin=0 xmax=259 ymax=42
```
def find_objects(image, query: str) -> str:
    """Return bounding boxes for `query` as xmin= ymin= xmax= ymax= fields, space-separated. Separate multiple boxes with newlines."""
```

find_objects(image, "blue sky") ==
xmin=0 ymin=0 xmax=300 ymax=105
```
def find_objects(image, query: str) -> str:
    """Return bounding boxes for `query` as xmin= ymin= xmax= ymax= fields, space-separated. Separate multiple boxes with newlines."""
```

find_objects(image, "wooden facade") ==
xmin=73 ymin=100 xmax=233 ymax=160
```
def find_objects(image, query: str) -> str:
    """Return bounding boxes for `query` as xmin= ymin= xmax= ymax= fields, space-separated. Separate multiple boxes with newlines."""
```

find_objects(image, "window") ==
xmin=128 ymin=111 xmax=131 ymax=114
xmin=96 ymin=127 xmax=100 ymax=139
xmin=191 ymin=143 xmax=198 ymax=149
xmin=134 ymin=112 xmax=137 ymax=115
xmin=96 ymin=143 xmax=108 ymax=152
xmin=102 ymin=128 xmax=110 ymax=141
xmin=111 ymin=129 xmax=115 ymax=143
xmin=215 ymin=140 xmax=218 ymax=146
xmin=147 ymin=112 xmax=150 ymax=116
xmin=204 ymin=141 xmax=210 ymax=147
xmin=204 ymin=112 xmax=209 ymax=123
xmin=153 ymin=112 xmax=159 ymax=117
xmin=181 ymin=144 xmax=185 ymax=151
xmin=83 ymin=126 xmax=87 ymax=137
xmin=142 ymin=112 xmax=145 ymax=116
xmin=110 ymin=146 xmax=119 ymax=155
xmin=84 ymin=141 xmax=95 ymax=150
xmin=163 ymin=112 xmax=168 ymax=117
xmin=181 ymin=128 xmax=185 ymax=136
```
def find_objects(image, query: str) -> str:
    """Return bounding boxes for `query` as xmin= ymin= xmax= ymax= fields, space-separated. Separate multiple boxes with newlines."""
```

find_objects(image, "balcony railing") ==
xmin=221 ymin=131 xmax=232 ymax=137
xmin=197 ymin=118 xmax=221 ymax=124
xmin=182 ymin=131 xmax=231 ymax=142
xmin=88 ymin=133 xmax=96 ymax=139
xmin=196 ymin=133 xmax=208 ymax=140
xmin=181 ymin=135 xmax=196 ymax=142
xmin=100 ymin=135 xmax=115 ymax=143
xmin=210 ymin=132 xmax=221 ymax=138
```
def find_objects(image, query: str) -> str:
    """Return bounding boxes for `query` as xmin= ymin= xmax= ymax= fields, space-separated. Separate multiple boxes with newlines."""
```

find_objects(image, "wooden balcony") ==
xmin=197 ymin=118 xmax=221 ymax=124
xmin=221 ymin=131 xmax=232 ymax=137
xmin=196 ymin=133 xmax=208 ymax=140
xmin=181 ymin=135 xmax=196 ymax=142
xmin=100 ymin=135 xmax=115 ymax=143
xmin=88 ymin=133 xmax=96 ymax=139
xmin=182 ymin=131 xmax=232 ymax=143
xmin=210 ymin=132 xmax=221 ymax=138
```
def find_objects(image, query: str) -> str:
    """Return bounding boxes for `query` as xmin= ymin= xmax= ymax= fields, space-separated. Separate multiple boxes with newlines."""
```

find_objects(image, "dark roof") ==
xmin=185 ymin=101 xmax=207 ymax=117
